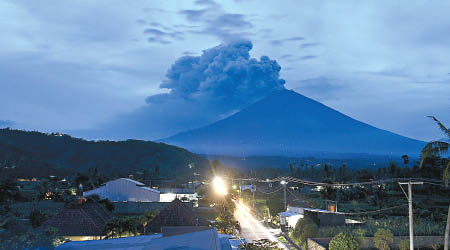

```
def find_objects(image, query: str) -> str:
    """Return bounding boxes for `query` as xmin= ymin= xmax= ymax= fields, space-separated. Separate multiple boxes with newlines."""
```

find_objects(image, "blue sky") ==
xmin=1 ymin=0 xmax=449 ymax=141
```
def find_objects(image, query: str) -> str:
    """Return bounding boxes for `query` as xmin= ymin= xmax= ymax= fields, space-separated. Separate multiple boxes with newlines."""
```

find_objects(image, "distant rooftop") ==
xmin=143 ymin=199 xmax=208 ymax=233
xmin=39 ymin=203 xmax=114 ymax=237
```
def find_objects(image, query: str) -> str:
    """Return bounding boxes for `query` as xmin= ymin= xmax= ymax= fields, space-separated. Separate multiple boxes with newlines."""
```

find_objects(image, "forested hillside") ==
xmin=0 ymin=128 xmax=209 ymax=178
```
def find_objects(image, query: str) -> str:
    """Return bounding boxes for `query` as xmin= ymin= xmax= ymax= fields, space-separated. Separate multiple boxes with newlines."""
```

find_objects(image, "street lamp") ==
xmin=213 ymin=176 xmax=227 ymax=196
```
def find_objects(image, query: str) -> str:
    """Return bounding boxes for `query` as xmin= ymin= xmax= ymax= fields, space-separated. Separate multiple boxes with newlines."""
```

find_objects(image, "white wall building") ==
xmin=159 ymin=188 xmax=198 ymax=206
xmin=279 ymin=206 xmax=347 ymax=228
xmin=83 ymin=178 xmax=160 ymax=202
xmin=279 ymin=206 xmax=304 ymax=228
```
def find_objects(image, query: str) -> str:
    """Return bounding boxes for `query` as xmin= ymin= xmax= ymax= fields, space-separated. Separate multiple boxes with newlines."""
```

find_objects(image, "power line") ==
xmin=286 ymin=185 xmax=408 ymax=215
xmin=247 ymin=176 xmax=448 ymax=188
xmin=255 ymin=187 xmax=284 ymax=195
xmin=337 ymin=204 xmax=409 ymax=215
xmin=253 ymin=176 xmax=397 ymax=187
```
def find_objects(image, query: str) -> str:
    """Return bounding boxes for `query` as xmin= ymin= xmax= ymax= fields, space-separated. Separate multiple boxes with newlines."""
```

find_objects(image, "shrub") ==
xmin=352 ymin=228 xmax=367 ymax=246
xmin=374 ymin=228 xmax=393 ymax=250
xmin=329 ymin=232 xmax=360 ymax=250
xmin=290 ymin=217 xmax=318 ymax=249
xmin=398 ymin=239 xmax=409 ymax=250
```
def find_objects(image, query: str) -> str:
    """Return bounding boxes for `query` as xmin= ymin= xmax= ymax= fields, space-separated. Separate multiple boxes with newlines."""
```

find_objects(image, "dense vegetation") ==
xmin=0 ymin=128 xmax=209 ymax=178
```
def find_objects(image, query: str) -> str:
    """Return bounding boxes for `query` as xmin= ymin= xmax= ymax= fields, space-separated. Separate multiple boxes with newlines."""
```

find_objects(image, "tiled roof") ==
xmin=39 ymin=203 xmax=114 ymax=236
xmin=143 ymin=199 xmax=208 ymax=233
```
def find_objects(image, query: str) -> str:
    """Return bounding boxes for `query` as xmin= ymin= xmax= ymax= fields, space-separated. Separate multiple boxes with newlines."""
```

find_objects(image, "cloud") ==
xmin=271 ymin=36 xmax=305 ymax=46
xmin=135 ymin=19 xmax=147 ymax=25
xmin=281 ymin=54 xmax=293 ymax=59
xmin=179 ymin=9 xmax=210 ymax=22
xmin=179 ymin=5 xmax=253 ymax=42
xmin=98 ymin=40 xmax=285 ymax=140
xmin=299 ymin=55 xmax=317 ymax=60
xmin=183 ymin=51 xmax=197 ymax=56
xmin=194 ymin=0 xmax=220 ymax=7
xmin=144 ymin=28 xmax=184 ymax=44
xmin=300 ymin=42 xmax=319 ymax=48
xmin=295 ymin=77 xmax=345 ymax=100
xmin=0 ymin=120 xmax=14 ymax=127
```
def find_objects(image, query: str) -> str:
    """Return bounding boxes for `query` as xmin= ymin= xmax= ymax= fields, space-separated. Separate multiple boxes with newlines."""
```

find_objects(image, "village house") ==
xmin=279 ymin=206 xmax=346 ymax=230
xmin=143 ymin=198 xmax=208 ymax=234
xmin=38 ymin=203 xmax=114 ymax=241
xmin=159 ymin=187 xmax=198 ymax=206
xmin=83 ymin=178 xmax=160 ymax=202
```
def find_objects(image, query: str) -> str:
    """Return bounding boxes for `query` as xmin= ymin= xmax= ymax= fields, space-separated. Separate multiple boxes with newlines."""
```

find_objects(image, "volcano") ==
xmin=162 ymin=89 xmax=425 ymax=157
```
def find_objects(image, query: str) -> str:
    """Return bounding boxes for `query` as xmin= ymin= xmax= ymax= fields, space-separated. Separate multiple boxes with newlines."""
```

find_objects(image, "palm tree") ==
xmin=420 ymin=116 xmax=450 ymax=250
xmin=420 ymin=116 xmax=450 ymax=183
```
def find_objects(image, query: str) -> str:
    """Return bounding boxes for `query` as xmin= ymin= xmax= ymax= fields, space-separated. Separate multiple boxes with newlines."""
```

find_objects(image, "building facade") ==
xmin=83 ymin=178 xmax=160 ymax=202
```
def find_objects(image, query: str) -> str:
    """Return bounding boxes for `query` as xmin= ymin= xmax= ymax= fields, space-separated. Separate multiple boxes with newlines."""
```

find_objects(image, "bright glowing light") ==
xmin=232 ymin=185 xmax=237 ymax=189
xmin=213 ymin=176 xmax=227 ymax=195
xmin=280 ymin=180 xmax=287 ymax=185
xmin=234 ymin=200 xmax=287 ymax=249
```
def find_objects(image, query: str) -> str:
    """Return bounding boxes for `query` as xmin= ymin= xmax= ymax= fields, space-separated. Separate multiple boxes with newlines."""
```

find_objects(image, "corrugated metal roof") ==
xmin=118 ymin=178 xmax=145 ymax=186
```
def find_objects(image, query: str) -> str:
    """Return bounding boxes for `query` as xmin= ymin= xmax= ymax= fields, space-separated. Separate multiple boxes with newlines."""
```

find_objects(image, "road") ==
xmin=234 ymin=201 xmax=288 ymax=249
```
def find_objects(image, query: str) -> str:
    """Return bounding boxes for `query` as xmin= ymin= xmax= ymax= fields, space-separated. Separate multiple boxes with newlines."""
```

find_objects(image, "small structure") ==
xmin=56 ymin=227 xmax=233 ymax=250
xmin=83 ymin=178 xmax=160 ymax=202
xmin=279 ymin=206 xmax=304 ymax=229
xmin=159 ymin=187 xmax=198 ymax=206
xmin=143 ymin=198 xmax=208 ymax=233
xmin=279 ymin=206 xmax=345 ymax=229
xmin=39 ymin=203 xmax=114 ymax=241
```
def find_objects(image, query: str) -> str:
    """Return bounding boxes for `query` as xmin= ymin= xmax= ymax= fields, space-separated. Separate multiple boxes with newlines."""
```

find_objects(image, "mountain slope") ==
xmin=162 ymin=89 xmax=425 ymax=156
xmin=0 ymin=128 xmax=209 ymax=178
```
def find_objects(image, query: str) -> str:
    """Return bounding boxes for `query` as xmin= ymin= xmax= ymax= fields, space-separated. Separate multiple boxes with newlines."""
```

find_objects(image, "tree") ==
xmin=372 ymin=184 xmax=387 ymax=210
xmin=0 ymin=178 xmax=19 ymax=204
xmin=320 ymin=179 xmax=336 ymax=200
xmin=352 ymin=228 xmax=367 ymax=246
xmin=420 ymin=116 xmax=450 ymax=185
xmin=399 ymin=239 xmax=409 ymax=250
xmin=1 ymin=226 xmax=66 ymax=249
xmin=290 ymin=217 xmax=318 ymax=249
xmin=374 ymin=228 xmax=393 ymax=250
xmin=154 ymin=164 xmax=161 ymax=178
xmin=401 ymin=155 xmax=409 ymax=166
xmin=329 ymin=232 xmax=360 ymax=250
xmin=29 ymin=206 xmax=48 ymax=228
xmin=266 ymin=194 xmax=284 ymax=218
xmin=420 ymin=116 xmax=450 ymax=250
xmin=216 ymin=196 xmax=240 ymax=234
xmin=139 ymin=210 xmax=158 ymax=234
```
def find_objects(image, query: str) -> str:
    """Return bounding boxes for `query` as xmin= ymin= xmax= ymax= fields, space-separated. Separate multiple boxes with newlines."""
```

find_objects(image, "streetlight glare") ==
xmin=213 ymin=176 xmax=228 ymax=195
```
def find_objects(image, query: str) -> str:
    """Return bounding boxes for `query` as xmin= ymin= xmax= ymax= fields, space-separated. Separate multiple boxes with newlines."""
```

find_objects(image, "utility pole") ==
xmin=252 ymin=189 xmax=255 ymax=208
xmin=252 ymin=180 xmax=255 ymax=208
xmin=281 ymin=180 xmax=287 ymax=210
xmin=399 ymin=181 xmax=423 ymax=250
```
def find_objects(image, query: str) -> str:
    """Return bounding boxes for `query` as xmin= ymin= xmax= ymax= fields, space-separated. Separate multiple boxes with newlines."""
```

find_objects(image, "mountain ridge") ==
xmin=0 ymin=128 xmax=209 ymax=178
